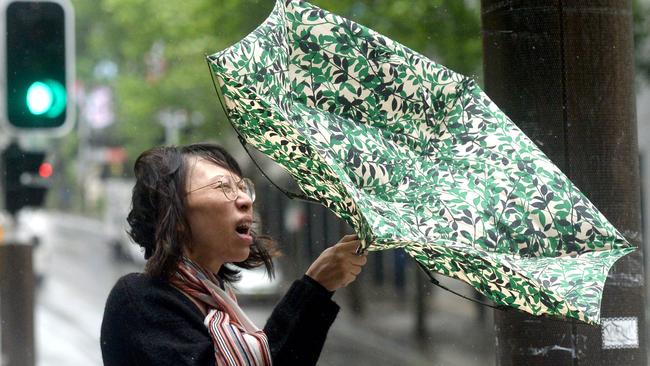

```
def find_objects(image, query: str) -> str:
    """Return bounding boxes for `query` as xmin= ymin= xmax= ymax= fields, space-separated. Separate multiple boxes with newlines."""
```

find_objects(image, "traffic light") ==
xmin=1 ymin=0 xmax=75 ymax=134
xmin=2 ymin=143 xmax=51 ymax=215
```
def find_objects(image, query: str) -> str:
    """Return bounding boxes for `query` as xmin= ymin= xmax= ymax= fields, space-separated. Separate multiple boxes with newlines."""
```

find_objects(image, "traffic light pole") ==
xmin=0 ymin=243 xmax=35 ymax=366
xmin=0 ymin=142 xmax=5 ymax=220
xmin=0 ymin=1 xmax=73 ymax=364
xmin=0 ymin=143 xmax=36 ymax=366
xmin=482 ymin=1 xmax=646 ymax=364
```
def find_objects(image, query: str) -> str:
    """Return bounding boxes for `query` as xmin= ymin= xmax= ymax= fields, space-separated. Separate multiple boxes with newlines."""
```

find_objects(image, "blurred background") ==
xmin=1 ymin=0 xmax=649 ymax=365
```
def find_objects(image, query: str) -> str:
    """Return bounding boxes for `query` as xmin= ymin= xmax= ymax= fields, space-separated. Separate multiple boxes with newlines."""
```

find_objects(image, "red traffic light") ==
xmin=2 ymin=143 xmax=50 ymax=215
xmin=38 ymin=162 xmax=53 ymax=178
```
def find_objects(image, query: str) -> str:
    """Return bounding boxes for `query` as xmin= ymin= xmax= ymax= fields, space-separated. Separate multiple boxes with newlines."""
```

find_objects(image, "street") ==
xmin=28 ymin=209 xmax=494 ymax=365
xmin=32 ymin=210 xmax=137 ymax=365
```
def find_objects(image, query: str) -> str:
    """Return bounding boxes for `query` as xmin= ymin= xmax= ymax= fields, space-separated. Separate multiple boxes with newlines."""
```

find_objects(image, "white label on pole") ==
xmin=601 ymin=317 xmax=638 ymax=349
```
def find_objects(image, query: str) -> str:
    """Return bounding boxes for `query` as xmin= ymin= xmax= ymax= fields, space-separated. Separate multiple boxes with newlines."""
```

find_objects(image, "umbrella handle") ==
xmin=355 ymin=243 xmax=366 ymax=256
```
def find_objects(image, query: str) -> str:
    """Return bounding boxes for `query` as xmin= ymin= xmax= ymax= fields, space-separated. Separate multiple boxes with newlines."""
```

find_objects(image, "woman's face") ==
xmin=183 ymin=157 xmax=254 ymax=273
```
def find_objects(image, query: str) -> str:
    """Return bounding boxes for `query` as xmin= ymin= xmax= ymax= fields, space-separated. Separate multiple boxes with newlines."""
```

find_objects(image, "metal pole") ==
xmin=482 ymin=1 xmax=646 ymax=365
xmin=414 ymin=268 xmax=428 ymax=341
xmin=340 ymin=218 xmax=365 ymax=316
xmin=76 ymin=97 xmax=89 ymax=212
xmin=0 ymin=243 xmax=35 ymax=366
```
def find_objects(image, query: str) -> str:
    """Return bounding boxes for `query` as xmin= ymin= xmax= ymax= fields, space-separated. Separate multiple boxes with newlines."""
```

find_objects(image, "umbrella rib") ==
xmin=413 ymin=258 xmax=509 ymax=311
xmin=237 ymin=134 xmax=320 ymax=204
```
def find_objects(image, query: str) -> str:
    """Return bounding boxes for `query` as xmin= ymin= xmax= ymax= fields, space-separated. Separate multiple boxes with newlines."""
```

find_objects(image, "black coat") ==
xmin=100 ymin=273 xmax=340 ymax=366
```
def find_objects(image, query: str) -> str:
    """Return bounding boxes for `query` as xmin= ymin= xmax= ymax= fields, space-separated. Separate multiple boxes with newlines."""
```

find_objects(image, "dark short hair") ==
xmin=127 ymin=142 xmax=277 ymax=282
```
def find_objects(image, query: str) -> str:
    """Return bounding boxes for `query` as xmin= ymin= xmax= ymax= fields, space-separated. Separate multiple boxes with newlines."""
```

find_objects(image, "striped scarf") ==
xmin=170 ymin=257 xmax=272 ymax=366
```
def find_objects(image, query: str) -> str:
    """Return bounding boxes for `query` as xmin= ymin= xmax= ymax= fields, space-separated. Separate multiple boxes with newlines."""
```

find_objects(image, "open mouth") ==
xmin=235 ymin=222 xmax=251 ymax=236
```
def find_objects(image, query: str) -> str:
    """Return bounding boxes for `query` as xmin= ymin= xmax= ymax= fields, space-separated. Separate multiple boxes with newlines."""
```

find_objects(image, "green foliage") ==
xmin=71 ymin=0 xmax=276 ymax=163
xmin=323 ymin=0 xmax=482 ymax=76
xmin=71 ymin=0 xmax=483 ymax=165
xmin=71 ymin=0 xmax=648 ymax=167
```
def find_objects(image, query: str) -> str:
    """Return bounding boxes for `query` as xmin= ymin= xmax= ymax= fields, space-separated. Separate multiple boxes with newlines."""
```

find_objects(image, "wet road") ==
xmin=32 ymin=210 xmax=138 ymax=365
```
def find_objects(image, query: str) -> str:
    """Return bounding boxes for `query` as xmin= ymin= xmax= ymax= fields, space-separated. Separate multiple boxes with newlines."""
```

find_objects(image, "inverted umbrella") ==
xmin=207 ymin=0 xmax=634 ymax=324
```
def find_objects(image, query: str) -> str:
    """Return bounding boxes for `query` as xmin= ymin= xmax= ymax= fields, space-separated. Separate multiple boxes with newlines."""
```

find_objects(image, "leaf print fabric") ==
xmin=207 ymin=0 xmax=634 ymax=324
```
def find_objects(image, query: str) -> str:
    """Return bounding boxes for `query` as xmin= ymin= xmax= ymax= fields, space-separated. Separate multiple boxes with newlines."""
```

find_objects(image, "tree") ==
xmin=70 ymin=0 xmax=482 ymax=165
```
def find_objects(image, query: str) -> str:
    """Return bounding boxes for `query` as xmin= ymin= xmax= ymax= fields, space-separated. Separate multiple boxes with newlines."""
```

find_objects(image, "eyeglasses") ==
xmin=186 ymin=175 xmax=256 ymax=202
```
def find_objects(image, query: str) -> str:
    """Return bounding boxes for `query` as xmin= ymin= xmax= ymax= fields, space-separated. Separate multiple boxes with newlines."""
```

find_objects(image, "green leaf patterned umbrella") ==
xmin=207 ymin=0 xmax=634 ymax=324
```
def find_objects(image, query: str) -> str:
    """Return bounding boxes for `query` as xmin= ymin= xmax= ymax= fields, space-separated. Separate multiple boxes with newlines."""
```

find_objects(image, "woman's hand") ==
xmin=305 ymin=234 xmax=368 ymax=292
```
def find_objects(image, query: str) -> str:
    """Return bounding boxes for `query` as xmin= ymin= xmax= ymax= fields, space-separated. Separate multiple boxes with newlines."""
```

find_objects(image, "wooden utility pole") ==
xmin=482 ymin=1 xmax=646 ymax=365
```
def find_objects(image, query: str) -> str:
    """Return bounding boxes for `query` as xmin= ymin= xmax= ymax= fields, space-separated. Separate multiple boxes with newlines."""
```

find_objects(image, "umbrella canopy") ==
xmin=207 ymin=0 xmax=634 ymax=324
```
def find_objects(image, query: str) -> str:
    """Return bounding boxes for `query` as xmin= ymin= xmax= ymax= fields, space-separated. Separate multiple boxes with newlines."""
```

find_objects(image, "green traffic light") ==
xmin=25 ymin=79 xmax=66 ymax=118
xmin=26 ymin=82 xmax=51 ymax=115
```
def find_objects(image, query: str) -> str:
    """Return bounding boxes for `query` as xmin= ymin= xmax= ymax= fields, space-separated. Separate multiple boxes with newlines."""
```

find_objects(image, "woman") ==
xmin=100 ymin=143 xmax=367 ymax=365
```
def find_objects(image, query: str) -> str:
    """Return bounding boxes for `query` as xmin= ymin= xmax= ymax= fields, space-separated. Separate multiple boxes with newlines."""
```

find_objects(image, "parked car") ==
xmin=104 ymin=178 xmax=145 ymax=265
xmin=232 ymin=264 xmax=284 ymax=302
